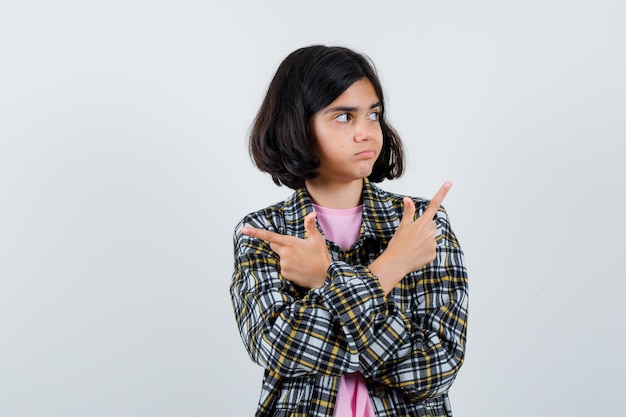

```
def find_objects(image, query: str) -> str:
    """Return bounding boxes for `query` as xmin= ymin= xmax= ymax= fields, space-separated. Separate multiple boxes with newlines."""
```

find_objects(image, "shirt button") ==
xmin=372 ymin=383 xmax=386 ymax=398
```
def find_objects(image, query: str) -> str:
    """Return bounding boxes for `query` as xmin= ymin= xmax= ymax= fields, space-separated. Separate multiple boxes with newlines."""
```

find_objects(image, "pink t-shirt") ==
xmin=313 ymin=204 xmax=376 ymax=417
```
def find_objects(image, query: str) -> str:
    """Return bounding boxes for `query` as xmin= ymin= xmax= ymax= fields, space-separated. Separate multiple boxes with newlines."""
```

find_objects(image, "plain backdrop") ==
xmin=1 ymin=1 xmax=625 ymax=416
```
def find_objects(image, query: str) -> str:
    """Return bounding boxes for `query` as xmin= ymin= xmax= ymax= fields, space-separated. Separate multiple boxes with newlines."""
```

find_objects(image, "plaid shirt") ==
xmin=231 ymin=179 xmax=468 ymax=417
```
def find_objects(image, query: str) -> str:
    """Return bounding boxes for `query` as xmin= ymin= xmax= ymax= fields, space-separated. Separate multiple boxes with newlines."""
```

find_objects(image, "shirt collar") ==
xmin=286 ymin=179 xmax=399 ymax=244
xmin=360 ymin=178 xmax=399 ymax=245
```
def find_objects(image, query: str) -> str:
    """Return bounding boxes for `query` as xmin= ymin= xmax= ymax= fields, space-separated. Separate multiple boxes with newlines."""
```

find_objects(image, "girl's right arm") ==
xmin=230 ymin=217 xmax=387 ymax=378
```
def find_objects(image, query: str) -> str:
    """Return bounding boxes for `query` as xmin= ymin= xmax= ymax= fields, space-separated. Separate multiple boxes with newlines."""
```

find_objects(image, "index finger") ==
xmin=240 ymin=225 xmax=289 ymax=245
xmin=422 ymin=181 xmax=452 ymax=219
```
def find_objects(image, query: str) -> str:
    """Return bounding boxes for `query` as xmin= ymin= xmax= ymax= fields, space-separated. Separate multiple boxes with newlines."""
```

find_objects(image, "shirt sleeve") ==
xmin=357 ymin=206 xmax=469 ymax=401
xmin=230 ymin=217 xmax=390 ymax=379
xmin=230 ymin=204 xmax=469 ymax=398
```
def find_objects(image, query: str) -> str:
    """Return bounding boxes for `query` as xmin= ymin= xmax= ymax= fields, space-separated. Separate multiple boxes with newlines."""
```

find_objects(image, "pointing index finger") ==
xmin=422 ymin=181 xmax=452 ymax=219
xmin=241 ymin=225 xmax=288 ymax=245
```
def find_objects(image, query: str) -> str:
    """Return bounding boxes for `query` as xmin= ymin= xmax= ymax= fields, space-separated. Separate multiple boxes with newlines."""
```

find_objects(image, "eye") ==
xmin=335 ymin=113 xmax=351 ymax=123
xmin=368 ymin=111 xmax=380 ymax=121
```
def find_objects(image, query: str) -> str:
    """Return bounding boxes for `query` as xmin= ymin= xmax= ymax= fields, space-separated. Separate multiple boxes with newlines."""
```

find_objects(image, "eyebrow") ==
xmin=323 ymin=101 xmax=382 ymax=114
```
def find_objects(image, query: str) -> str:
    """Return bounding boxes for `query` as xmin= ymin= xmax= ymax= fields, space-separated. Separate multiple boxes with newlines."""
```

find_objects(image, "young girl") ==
xmin=231 ymin=45 xmax=468 ymax=417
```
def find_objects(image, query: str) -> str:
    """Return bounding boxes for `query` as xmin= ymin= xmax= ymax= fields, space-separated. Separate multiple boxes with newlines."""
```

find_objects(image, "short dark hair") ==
xmin=249 ymin=45 xmax=405 ymax=189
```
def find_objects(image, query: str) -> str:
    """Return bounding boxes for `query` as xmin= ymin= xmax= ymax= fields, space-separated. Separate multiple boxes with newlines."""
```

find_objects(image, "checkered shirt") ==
xmin=231 ymin=179 xmax=469 ymax=417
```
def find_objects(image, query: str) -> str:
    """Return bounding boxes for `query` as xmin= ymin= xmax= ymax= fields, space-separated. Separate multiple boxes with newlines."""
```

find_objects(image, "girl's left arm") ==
xmin=359 ymin=207 xmax=469 ymax=401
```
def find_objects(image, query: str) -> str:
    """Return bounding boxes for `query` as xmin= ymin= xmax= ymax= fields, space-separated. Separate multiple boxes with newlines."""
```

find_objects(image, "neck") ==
xmin=304 ymin=178 xmax=364 ymax=209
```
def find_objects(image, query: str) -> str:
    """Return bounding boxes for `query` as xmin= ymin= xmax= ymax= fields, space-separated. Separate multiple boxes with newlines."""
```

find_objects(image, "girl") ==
xmin=231 ymin=45 xmax=468 ymax=417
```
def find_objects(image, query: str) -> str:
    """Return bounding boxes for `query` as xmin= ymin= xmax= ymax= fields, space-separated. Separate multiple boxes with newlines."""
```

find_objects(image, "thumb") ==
xmin=400 ymin=197 xmax=416 ymax=227
xmin=304 ymin=212 xmax=323 ymax=240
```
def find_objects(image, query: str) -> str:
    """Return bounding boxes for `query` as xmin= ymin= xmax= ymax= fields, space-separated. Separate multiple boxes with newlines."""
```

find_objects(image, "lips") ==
xmin=355 ymin=149 xmax=376 ymax=158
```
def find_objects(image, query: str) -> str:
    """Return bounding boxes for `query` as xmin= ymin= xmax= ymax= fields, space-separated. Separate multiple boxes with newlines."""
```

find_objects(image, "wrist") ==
xmin=309 ymin=259 xmax=331 ymax=289
xmin=368 ymin=253 xmax=406 ymax=295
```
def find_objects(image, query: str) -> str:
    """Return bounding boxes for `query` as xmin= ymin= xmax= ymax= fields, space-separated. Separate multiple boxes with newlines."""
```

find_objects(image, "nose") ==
xmin=354 ymin=117 xmax=375 ymax=142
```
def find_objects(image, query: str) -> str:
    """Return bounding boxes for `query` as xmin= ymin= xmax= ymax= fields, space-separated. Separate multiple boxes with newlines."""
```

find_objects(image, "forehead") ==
xmin=325 ymin=78 xmax=380 ymax=108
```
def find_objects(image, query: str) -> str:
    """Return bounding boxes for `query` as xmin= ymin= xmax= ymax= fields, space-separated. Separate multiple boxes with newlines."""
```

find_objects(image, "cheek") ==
xmin=376 ymin=129 xmax=384 ymax=149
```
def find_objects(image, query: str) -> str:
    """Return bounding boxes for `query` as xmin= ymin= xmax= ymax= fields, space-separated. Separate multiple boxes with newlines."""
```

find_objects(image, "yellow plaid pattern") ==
xmin=231 ymin=179 xmax=468 ymax=417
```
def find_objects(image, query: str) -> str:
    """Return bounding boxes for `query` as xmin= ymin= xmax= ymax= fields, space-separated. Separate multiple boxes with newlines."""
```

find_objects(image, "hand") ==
xmin=241 ymin=212 xmax=331 ymax=289
xmin=369 ymin=182 xmax=452 ymax=295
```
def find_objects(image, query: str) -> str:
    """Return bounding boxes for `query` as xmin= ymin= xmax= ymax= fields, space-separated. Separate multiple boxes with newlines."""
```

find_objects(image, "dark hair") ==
xmin=249 ymin=45 xmax=405 ymax=189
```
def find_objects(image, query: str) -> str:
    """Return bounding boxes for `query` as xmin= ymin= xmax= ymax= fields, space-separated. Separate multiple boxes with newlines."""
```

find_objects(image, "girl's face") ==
xmin=309 ymin=78 xmax=383 ymax=185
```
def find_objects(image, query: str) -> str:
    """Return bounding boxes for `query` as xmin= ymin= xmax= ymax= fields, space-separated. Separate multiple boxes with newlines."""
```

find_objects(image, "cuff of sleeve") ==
xmin=317 ymin=261 xmax=388 ymax=349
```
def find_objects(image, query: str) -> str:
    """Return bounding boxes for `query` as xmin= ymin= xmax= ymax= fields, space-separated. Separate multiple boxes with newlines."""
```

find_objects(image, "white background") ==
xmin=1 ymin=1 xmax=625 ymax=416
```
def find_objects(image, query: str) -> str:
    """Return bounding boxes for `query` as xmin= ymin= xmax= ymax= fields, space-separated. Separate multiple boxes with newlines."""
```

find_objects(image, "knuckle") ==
xmin=428 ymin=245 xmax=437 ymax=260
xmin=280 ymin=259 xmax=291 ymax=270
